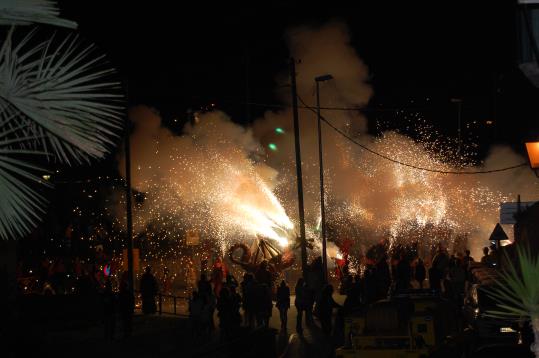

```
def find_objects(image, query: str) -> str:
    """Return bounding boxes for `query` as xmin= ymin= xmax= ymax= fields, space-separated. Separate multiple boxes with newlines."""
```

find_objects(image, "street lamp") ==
xmin=525 ymin=141 xmax=539 ymax=177
xmin=315 ymin=73 xmax=333 ymax=283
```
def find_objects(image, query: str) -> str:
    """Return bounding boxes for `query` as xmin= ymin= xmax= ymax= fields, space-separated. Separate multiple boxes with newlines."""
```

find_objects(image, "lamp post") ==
xmin=525 ymin=141 xmax=539 ymax=177
xmin=315 ymin=74 xmax=333 ymax=283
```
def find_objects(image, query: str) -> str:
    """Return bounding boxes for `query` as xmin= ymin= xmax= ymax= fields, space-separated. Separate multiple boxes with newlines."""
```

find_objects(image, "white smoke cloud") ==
xmin=116 ymin=22 xmax=538 ymax=262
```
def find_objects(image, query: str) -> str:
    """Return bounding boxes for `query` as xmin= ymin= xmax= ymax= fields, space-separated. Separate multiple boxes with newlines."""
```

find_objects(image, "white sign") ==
xmin=500 ymin=201 xmax=537 ymax=224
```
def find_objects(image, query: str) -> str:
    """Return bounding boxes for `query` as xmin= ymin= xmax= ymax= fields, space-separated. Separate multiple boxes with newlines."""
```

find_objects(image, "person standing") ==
xmin=276 ymin=280 xmax=290 ymax=331
xmin=118 ymin=271 xmax=133 ymax=338
xmin=462 ymin=249 xmax=474 ymax=269
xmin=294 ymin=278 xmax=306 ymax=334
xmin=212 ymin=258 xmax=227 ymax=298
xmin=102 ymin=280 xmax=116 ymax=341
xmin=241 ymin=273 xmax=256 ymax=328
xmin=415 ymin=258 xmax=426 ymax=289
xmin=217 ymin=287 xmax=233 ymax=341
xmin=395 ymin=254 xmax=411 ymax=292
xmin=140 ymin=266 xmax=158 ymax=314
xmin=318 ymin=284 xmax=341 ymax=337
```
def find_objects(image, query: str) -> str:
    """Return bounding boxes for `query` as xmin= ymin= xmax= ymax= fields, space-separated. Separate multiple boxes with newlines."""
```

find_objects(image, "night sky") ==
xmin=17 ymin=1 xmax=539 ymax=263
xmin=57 ymin=1 xmax=539 ymax=167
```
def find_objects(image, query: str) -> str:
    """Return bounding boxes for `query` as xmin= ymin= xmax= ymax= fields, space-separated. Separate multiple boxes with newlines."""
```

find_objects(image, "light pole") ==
xmin=290 ymin=58 xmax=308 ymax=279
xmin=315 ymin=74 xmax=333 ymax=283
xmin=525 ymin=141 xmax=539 ymax=177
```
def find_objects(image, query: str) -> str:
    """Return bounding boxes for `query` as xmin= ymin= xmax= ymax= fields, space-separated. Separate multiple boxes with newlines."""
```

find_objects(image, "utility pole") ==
xmin=290 ymin=58 xmax=308 ymax=279
xmin=124 ymin=110 xmax=135 ymax=316
xmin=315 ymin=74 xmax=333 ymax=283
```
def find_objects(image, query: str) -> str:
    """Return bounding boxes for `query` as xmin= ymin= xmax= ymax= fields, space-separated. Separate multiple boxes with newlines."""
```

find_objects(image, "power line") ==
xmin=219 ymin=99 xmax=421 ymax=112
xmin=297 ymin=95 xmax=528 ymax=175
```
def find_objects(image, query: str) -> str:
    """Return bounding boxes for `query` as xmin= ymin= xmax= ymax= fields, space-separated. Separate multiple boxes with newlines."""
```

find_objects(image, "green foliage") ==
xmin=485 ymin=246 xmax=539 ymax=320
xmin=0 ymin=29 xmax=123 ymax=164
xmin=0 ymin=3 xmax=123 ymax=239
xmin=0 ymin=0 xmax=77 ymax=28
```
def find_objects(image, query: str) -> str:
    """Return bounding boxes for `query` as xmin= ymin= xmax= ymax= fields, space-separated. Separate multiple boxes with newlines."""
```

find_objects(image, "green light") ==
xmin=275 ymin=127 xmax=285 ymax=134
xmin=268 ymin=143 xmax=277 ymax=151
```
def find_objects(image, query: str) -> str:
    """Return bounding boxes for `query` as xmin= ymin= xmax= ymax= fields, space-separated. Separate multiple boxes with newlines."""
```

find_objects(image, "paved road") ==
xmin=270 ymin=295 xmax=345 ymax=358
xmin=145 ymin=292 xmax=345 ymax=357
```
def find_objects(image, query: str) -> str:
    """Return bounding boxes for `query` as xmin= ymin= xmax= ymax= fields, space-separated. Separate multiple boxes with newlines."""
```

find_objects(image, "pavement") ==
xmin=274 ymin=294 xmax=345 ymax=358
xmin=5 ymin=294 xmax=344 ymax=358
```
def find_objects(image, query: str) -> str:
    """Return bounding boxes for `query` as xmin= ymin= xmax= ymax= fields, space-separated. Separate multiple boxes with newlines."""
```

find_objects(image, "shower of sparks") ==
xmin=63 ymin=106 xmax=537 ymax=294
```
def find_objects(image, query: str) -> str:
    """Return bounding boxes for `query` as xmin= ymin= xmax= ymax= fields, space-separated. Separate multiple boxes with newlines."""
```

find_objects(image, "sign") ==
xmin=186 ymin=230 xmax=200 ymax=246
xmin=122 ymin=248 xmax=140 ymax=273
xmin=489 ymin=223 xmax=509 ymax=242
xmin=500 ymin=201 xmax=537 ymax=224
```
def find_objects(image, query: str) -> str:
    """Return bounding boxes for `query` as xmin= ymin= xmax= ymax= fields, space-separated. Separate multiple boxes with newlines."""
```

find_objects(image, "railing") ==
xmin=134 ymin=291 xmax=189 ymax=316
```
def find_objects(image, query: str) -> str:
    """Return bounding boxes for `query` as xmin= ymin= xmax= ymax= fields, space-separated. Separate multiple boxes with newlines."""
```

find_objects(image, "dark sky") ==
xmin=59 ymin=1 xmax=539 ymax=158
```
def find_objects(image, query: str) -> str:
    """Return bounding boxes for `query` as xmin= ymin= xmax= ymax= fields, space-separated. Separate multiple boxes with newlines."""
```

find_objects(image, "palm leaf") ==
xmin=0 ymin=0 xmax=77 ymax=28
xmin=0 ymin=28 xmax=124 ymax=165
xmin=0 ymin=123 xmax=49 ymax=240
xmin=485 ymin=246 xmax=539 ymax=321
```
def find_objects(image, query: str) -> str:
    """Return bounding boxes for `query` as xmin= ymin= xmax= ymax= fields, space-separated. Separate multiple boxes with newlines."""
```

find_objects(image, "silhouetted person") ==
xmin=241 ymin=273 xmax=256 ymax=328
xmin=396 ymin=254 xmax=411 ymax=292
xmin=230 ymin=285 xmax=242 ymax=329
xmin=189 ymin=291 xmax=204 ymax=341
xmin=431 ymin=248 xmax=449 ymax=291
xmin=415 ymin=258 xmax=426 ymax=289
xmin=276 ymin=280 xmax=290 ymax=331
xmin=226 ymin=273 xmax=238 ymax=289
xmin=363 ymin=265 xmax=377 ymax=304
xmin=198 ymin=273 xmax=211 ymax=298
xmin=295 ymin=278 xmax=306 ymax=334
xmin=374 ymin=257 xmax=391 ymax=300
xmin=140 ymin=266 xmax=158 ymax=314
xmin=255 ymin=283 xmax=272 ymax=328
xmin=318 ymin=284 xmax=341 ymax=336
xmin=102 ymin=280 xmax=116 ymax=341
xmin=343 ymin=275 xmax=362 ymax=312
xmin=448 ymin=258 xmax=466 ymax=303
xmin=212 ymin=257 xmax=226 ymax=297
xmin=304 ymin=285 xmax=316 ymax=324
xmin=255 ymin=260 xmax=273 ymax=290
xmin=118 ymin=271 xmax=133 ymax=338
xmin=462 ymin=249 xmax=474 ymax=269
xmin=308 ymin=256 xmax=324 ymax=306
xmin=217 ymin=287 xmax=234 ymax=341
xmin=207 ymin=289 xmax=217 ymax=331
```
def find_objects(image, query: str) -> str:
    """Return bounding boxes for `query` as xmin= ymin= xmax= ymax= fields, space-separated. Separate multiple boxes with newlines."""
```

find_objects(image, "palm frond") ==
xmin=0 ymin=0 xmax=77 ymax=28
xmin=0 ymin=127 xmax=49 ymax=240
xmin=485 ymin=246 xmax=539 ymax=320
xmin=0 ymin=28 xmax=124 ymax=165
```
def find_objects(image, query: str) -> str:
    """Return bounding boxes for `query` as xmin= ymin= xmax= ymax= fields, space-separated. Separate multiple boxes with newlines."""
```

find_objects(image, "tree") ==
xmin=486 ymin=246 xmax=539 ymax=357
xmin=0 ymin=0 xmax=123 ymax=240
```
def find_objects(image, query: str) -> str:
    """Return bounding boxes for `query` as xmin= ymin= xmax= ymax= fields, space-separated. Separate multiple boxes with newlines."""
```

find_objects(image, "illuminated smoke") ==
xmin=116 ymin=21 xmax=538 ymax=264
xmin=117 ymin=106 xmax=294 ymax=251
xmin=253 ymin=22 xmax=538 ymax=258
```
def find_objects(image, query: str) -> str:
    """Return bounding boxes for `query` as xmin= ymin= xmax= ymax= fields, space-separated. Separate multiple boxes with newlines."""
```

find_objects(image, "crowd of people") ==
xmin=187 ymin=256 xmax=347 ymax=344
xmin=340 ymin=245 xmax=499 ymax=316
xmin=188 ymin=260 xmax=277 ymax=342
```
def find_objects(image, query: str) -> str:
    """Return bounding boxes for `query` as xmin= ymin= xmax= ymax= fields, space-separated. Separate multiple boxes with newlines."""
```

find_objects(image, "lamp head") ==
xmin=525 ymin=141 xmax=539 ymax=177
xmin=315 ymin=74 xmax=333 ymax=82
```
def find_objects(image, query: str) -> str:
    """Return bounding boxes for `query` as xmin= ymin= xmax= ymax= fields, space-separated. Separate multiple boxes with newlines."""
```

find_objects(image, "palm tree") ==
xmin=486 ymin=246 xmax=539 ymax=357
xmin=0 ymin=1 xmax=123 ymax=239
